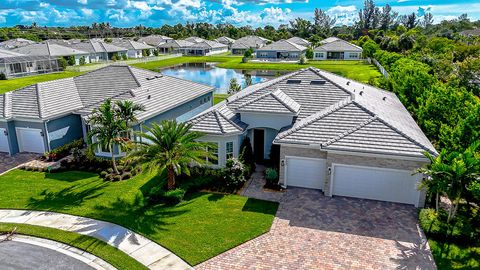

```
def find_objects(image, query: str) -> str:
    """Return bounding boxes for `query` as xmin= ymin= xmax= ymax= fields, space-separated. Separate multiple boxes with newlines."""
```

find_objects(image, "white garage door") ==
xmin=332 ymin=164 xmax=421 ymax=206
xmin=0 ymin=128 xmax=9 ymax=153
xmin=16 ymin=128 xmax=45 ymax=154
xmin=285 ymin=157 xmax=326 ymax=189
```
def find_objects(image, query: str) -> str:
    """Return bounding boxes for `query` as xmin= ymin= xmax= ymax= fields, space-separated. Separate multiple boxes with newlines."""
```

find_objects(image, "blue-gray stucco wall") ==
xmin=47 ymin=114 xmax=83 ymax=150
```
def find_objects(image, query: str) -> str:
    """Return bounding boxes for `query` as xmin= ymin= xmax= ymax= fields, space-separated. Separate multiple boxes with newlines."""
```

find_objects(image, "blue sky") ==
xmin=0 ymin=0 xmax=479 ymax=27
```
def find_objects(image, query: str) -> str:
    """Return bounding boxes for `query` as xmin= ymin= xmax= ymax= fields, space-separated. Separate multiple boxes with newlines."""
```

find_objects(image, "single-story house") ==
xmin=184 ymin=36 xmax=207 ymax=43
xmin=11 ymin=42 xmax=90 ymax=65
xmin=314 ymin=38 xmax=363 ymax=60
xmin=109 ymin=39 xmax=155 ymax=58
xmin=0 ymin=65 xmax=214 ymax=157
xmin=138 ymin=35 xmax=174 ymax=47
xmin=256 ymin=39 xmax=307 ymax=60
xmin=0 ymin=49 xmax=61 ymax=78
xmin=460 ymin=28 xmax=480 ymax=37
xmin=231 ymin=35 xmax=271 ymax=55
xmin=188 ymin=67 xmax=437 ymax=207
xmin=286 ymin=37 xmax=311 ymax=47
xmin=185 ymin=40 xmax=228 ymax=56
xmin=62 ymin=40 xmax=128 ymax=62
xmin=0 ymin=38 xmax=36 ymax=50
xmin=214 ymin=36 xmax=236 ymax=48
xmin=156 ymin=40 xmax=194 ymax=54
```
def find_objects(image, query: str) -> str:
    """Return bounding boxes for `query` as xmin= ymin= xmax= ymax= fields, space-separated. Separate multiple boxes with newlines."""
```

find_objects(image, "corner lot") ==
xmin=197 ymin=188 xmax=437 ymax=270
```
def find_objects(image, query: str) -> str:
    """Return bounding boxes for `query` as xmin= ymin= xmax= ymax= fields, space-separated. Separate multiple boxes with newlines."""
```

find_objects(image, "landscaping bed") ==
xmin=0 ymin=169 xmax=278 ymax=265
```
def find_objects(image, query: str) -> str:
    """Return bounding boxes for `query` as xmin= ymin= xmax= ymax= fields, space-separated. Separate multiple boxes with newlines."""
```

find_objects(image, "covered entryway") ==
xmin=16 ymin=128 xmax=45 ymax=154
xmin=285 ymin=156 xmax=326 ymax=189
xmin=253 ymin=129 xmax=265 ymax=163
xmin=0 ymin=128 xmax=9 ymax=153
xmin=331 ymin=164 xmax=421 ymax=206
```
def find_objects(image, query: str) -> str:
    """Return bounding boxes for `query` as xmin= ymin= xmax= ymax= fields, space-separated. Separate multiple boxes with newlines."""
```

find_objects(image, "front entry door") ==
xmin=253 ymin=129 xmax=265 ymax=163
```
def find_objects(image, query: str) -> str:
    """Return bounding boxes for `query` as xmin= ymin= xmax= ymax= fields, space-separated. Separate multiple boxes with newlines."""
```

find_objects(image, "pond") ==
xmin=161 ymin=62 xmax=284 ymax=94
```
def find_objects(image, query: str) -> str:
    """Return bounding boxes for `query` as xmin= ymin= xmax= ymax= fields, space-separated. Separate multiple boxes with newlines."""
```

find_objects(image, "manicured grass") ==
xmin=0 ymin=170 xmax=278 ymax=265
xmin=214 ymin=93 xmax=229 ymax=104
xmin=0 ymin=222 xmax=147 ymax=270
xmin=0 ymin=71 xmax=83 ymax=93
xmin=429 ymin=239 xmax=480 ymax=269
xmin=132 ymin=55 xmax=382 ymax=83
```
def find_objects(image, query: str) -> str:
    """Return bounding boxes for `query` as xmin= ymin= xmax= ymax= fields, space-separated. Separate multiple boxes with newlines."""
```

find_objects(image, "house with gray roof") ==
xmin=0 ymin=49 xmax=61 ymax=78
xmin=0 ymin=38 xmax=36 ymax=49
xmin=188 ymin=67 xmax=436 ymax=207
xmin=214 ymin=36 xmax=236 ymax=48
xmin=61 ymin=40 xmax=128 ymax=62
xmin=256 ymin=39 xmax=307 ymax=60
xmin=287 ymin=37 xmax=311 ymax=47
xmin=186 ymin=40 xmax=228 ymax=56
xmin=156 ymin=40 xmax=193 ymax=54
xmin=460 ymin=28 xmax=480 ymax=37
xmin=11 ymin=42 xmax=90 ymax=65
xmin=231 ymin=35 xmax=271 ymax=55
xmin=138 ymin=35 xmax=174 ymax=47
xmin=0 ymin=65 xmax=214 ymax=157
xmin=109 ymin=39 xmax=155 ymax=58
xmin=184 ymin=36 xmax=207 ymax=43
xmin=314 ymin=38 xmax=362 ymax=60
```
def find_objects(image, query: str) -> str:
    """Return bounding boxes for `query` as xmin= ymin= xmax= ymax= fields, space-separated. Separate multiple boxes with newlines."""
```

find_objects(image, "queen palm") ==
xmin=115 ymin=100 xmax=146 ymax=131
xmin=129 ymin=120 xmax=214 ymax=190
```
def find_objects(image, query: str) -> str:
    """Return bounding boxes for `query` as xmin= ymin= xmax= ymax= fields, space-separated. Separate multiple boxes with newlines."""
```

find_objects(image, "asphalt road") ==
xmin=0 ymin=241 xmax=95 ymax=270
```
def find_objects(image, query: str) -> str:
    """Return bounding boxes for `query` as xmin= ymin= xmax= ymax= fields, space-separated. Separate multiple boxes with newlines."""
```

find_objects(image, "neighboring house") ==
xmin=256 ymin=39 xmax=307 ymax=60
xmin=287 ymin=37 xmax=311 ymax=47
xmin=0 ymin=65 xmax=214 ymax=157
xmin=0 ymin=49 xmax=61 ymax=78
xmin=11 ymin=42 xmax=90 ymax=65
xmin=231 ymin=35 xmax=271 ymax=55
xmin=62 ymin=40 xmax=128 ymax=62
xmin=0 ymin=38 xmax=36 ymax=49
xmin=184 ymin=36 xmax=207 ymax=43
xmin=214 ymin=36 xmax=236 ymax=48
xmin=188 ymin=67 xmax=437 ymax=207
xmin=314 ymin=38 xmax=363 ymax=60
xmin=460 ymin=28 xmax=480 ymax=37
xmin=157 ymin=40 xmax=194 ymax=54
xmin=138 ymin=35 xmax=174 ymax=47
xmin=109 ymin=39 xmax=155 ymax=58
xmin=186 ymin=40 xmax=228 ymax=56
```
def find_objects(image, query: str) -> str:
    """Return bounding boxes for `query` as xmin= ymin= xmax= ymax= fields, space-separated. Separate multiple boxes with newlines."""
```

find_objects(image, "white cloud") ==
xmin=80 ymin=8 xmax=94 ymax=17
xmin=78 ymin=0 xmax=88 ymax=4
xmin=327 ymin=5 xmax=358 ymax=26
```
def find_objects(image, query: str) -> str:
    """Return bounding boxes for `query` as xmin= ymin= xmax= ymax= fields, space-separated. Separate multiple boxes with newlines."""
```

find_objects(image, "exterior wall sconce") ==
xmin=40 ymin=131 xmax=44 ymax=137
xmin=280 ymin=159 xmax=285 ymax=167
xmin=3 ymin=130 xmax=7 ymax=136
xmin=328 ymin=167 xmax=331 ymax=175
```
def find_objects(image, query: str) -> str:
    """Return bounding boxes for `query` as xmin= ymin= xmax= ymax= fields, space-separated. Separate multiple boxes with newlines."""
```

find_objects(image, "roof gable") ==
xmin=235 ymin=89 xmax=300 ymax=114
xmin=259 ymin=39 xmax=307 ymax=52
xmin=315 ymin=39 xmax=362 ymax=52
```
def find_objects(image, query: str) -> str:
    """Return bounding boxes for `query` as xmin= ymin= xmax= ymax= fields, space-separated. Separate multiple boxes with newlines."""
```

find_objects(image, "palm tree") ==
xmin=228 ymin=78 xmax=241 ymax=95
xmin=129 ymin=120 xmax=214 ymax=190
xmin=114 ymin=100 xmax=145 ymax=130
xmin=87 ymin=99 xmax=127 ymax=175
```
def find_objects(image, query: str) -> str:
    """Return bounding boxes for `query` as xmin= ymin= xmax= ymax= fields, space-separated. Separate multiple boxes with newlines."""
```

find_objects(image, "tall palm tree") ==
xmin=114 ymin=100 xmax=146 ymax=130
xmin=87 ymin=99 xmax=127 ymax=175
xmin=129 ymin=120 xmax=214 ymax=190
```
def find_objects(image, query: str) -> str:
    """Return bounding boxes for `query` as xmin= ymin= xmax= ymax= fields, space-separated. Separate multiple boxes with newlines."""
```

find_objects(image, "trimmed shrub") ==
xmin=122 ymin=54 xmax=127 ymax=60
xmin=113 ymin=175 xmax=122 ymax=182
xmin=107 ymin=168 xmax=113 ymax=173
xmin=148 ymin=187 xmax=186 ymax=205
xmin=0 ymin=73 xmax=6 ymax=80
xmin=49 ymin=139 xmax=84 ymax=161
xmin=100 ymin=171 xmax=108 ymax=178
xmin=122 ymin=172 xmax=132 ymax=180
xmin=299 ymin=55 xmax=307 ymax=65
xmin=222 ymin=158 xmax=246 ymax=190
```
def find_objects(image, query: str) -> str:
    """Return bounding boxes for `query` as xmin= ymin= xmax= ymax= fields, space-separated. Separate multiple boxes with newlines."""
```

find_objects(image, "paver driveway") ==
xmin=196 ymin=188 xmax=436 ymax=270
xmin=0 ymin=153 xmax=38 ymax=174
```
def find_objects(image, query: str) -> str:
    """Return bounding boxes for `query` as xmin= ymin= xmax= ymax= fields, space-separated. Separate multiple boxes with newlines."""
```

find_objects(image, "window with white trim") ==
xmin=226 ymin=141 xmax=234 ymax=160
xmin=207 ymin=143 xmax=218 ymax=165
xmin=315 ymin=52 xmax=324 ymax=58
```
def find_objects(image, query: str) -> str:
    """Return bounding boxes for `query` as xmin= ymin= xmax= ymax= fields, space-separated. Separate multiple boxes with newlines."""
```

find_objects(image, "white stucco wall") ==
xmin=198 ymin=134 xmax=245 ymax=167
xmin=240 ymin=112 xmax=294 ymax=130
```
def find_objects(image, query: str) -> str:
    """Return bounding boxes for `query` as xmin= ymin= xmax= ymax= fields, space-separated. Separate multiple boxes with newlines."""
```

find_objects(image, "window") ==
xmin=226 ymin=142 xmax=234 ymax=159
xmin=315 ymin=52 xmax=324 ymax=58
xmin=207 ymin=143 xmax=218 ymax=165
xmin=349 ymin=53 xmax=359 ymax=59
xmin=258 ymin=52 xmax=268 ymax=57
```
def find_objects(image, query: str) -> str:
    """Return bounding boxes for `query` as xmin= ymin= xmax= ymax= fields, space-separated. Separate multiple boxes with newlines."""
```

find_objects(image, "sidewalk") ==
xmin=0 ymin=209 xmax=192 ymax=270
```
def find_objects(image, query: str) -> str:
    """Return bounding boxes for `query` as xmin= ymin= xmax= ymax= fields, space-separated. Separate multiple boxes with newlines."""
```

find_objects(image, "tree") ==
xmin=313 ymin=8 xmax=335 ymax=37
xmin=358 ymin=0 xmax=380 ymax=32
xmin=305 ymin=47 xmax=314 ymax=59
xmin=228 ymin=78 xmax=242 ymax=94
xmin=67 ymin=55 xmax=76 ymax=66
xmin=114 ymin=100 xmax=145 ymax=130
xmin=423 ymin=13 xmax=434 ymax=28
xmin=244 ymin=74 xmax=253 ymax=87
xmin=79 ymin=56 xmax=86 ymax=65
xmin=128 ymin=120 xmax=213 ymax=190
xmin=243 ymin=48 xmax=254 ymax=58
xmin=87 ymin=99 xmax=128 ymax=175
xmin=57 ymin=58 xmax=67 ymax=70
xmin=379 ymin=4 xmax=397 ymax=30
xmin=362 ymin=39 xmax=379 ymax=58
xmin=289 ymin=18 xmax=313 ymax=38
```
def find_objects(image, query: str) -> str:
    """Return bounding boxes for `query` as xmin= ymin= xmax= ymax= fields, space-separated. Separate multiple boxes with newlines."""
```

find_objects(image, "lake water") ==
xmin=161 ymin=62 xmax=282 ymax=94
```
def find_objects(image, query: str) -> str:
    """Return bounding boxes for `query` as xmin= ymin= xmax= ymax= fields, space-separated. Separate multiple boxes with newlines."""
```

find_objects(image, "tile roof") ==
xmin=188 ymin=105 xmax=246 ymax=135
xmin=231 ymin=35 xmax=271 ymax=50
xmin=287 ymin=37 xmax=311 ymax=47
xmin=0 ymin=65 xmax=214 ymax=121
xmin=214 ymin=36 xmax=236 ymax=44
xmin=64 ymin=40 xmax=127 ymax=54
xmin=138 ymin=35 xmax=173 ymax=46
xmin=157 ymin=40 xmax=194 ymax=49
xmin=315 ymin=39 xmax=362 ymax=52
xmin=184 ymin=37 xmax=207 ymax=43
xmin=188 ymin=67 xmax=437 ymax=158
xmin=234 ymin=89 xmax=301 ymax=114
xmin=110 ymin=39 xmax=154 ymax=50
xmin=11 ymin=42 xmax=89 ymax=57
xmin=0 ymin=38 xmax=36 ymax=49
xmin=0 ymin=48 xmax=25 ymax=58
xmin=320 ymin=37 xmax=342 ymax=44
xmin=257 ymin=39 xmax=307 ymax=52
xmin=190 ymin=40 xmax=228 ymax=50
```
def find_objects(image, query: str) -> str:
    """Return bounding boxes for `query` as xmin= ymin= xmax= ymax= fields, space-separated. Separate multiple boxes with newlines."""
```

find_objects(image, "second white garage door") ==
xmin=16 ymin=128 xmax=45 ymax=154
xmin=0 ymin=128 xmax=9 ymax=153
xmin=332 ymin=164 xmax=421 ymax=206
xmin=285 ymin=156 xmax=326 ymax=189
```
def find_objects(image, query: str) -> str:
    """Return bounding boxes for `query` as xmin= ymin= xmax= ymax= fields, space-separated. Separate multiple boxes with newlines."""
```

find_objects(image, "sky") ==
xmin=0 ymin=0 xmax=479 ymax=28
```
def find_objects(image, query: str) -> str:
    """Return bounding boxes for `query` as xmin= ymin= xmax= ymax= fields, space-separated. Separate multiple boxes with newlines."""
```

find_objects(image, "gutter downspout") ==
xmin=44 ymin=120 xmax=51 ymax=152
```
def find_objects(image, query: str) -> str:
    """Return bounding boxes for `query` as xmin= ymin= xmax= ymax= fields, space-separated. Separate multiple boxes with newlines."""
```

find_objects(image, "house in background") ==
xmin=287 ymin=37 xmax=311 ymax=47
xmin=214 ymin=36 xmax=236 ymax=48
xmin=109 ymin=39 xmax=155 ymax=58
xmin=187 ymin=40 xmax=228 ymax=56
xmin=231 ymin=35 xmax=271 ymax=55
xmin=10 ymin=41 xmax=90 ymax=65
xmin=138 ymin=35 xmax=174 ymax=47
xmin=0 ymin=38 xmax=36 ymax=50
xmin=156 ymin=40 xmax=194 ymax=54
xmin=460 ymin=28 xmax=480 ymax=37
xmin=0 ymin=48 xmax=61 ymax=78
xmin=256 ymin=39 xmax=307 ymax=60
xmin=60 ymin=40 xmax=128 ymax=62
xmin=313 ymin=38 xmax=363 ymax=60
xmin=0 ymin=65 xmax=214 ymax=157
xmin=184 ymin=36 xmax=207 ymax=43
xmin=188 ymin=67 xmax=437 ymax=207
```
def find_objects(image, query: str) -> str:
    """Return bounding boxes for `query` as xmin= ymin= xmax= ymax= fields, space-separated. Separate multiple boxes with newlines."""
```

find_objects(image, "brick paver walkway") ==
xmin=197 ymin=186 xmax=436 ymax=270
xmin=0 ymin=153 xmax=38 ymax=174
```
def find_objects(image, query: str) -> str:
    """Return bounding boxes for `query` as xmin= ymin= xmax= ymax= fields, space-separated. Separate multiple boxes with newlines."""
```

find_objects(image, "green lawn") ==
xmin=0 ymin=169 xmax=278 ymax=265
xmin=214 ymin=93 xmax=229 ymax=104
xmin=0 ymin=223 xmax=147 ymax=270
xmin=0 ymin=71 xmax=82 ymax=93
xmin=429 ymin=239 xmax=480 ymax=269
xmin=132 ymin=55 xmax=382 ymax=83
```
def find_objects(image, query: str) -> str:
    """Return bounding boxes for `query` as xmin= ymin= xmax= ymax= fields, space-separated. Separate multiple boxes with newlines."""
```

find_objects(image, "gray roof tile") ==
xmin=315 ymin=39 xmax=362 ymax=52
xmin=258 ymin=39 xmax=307 ymax=52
